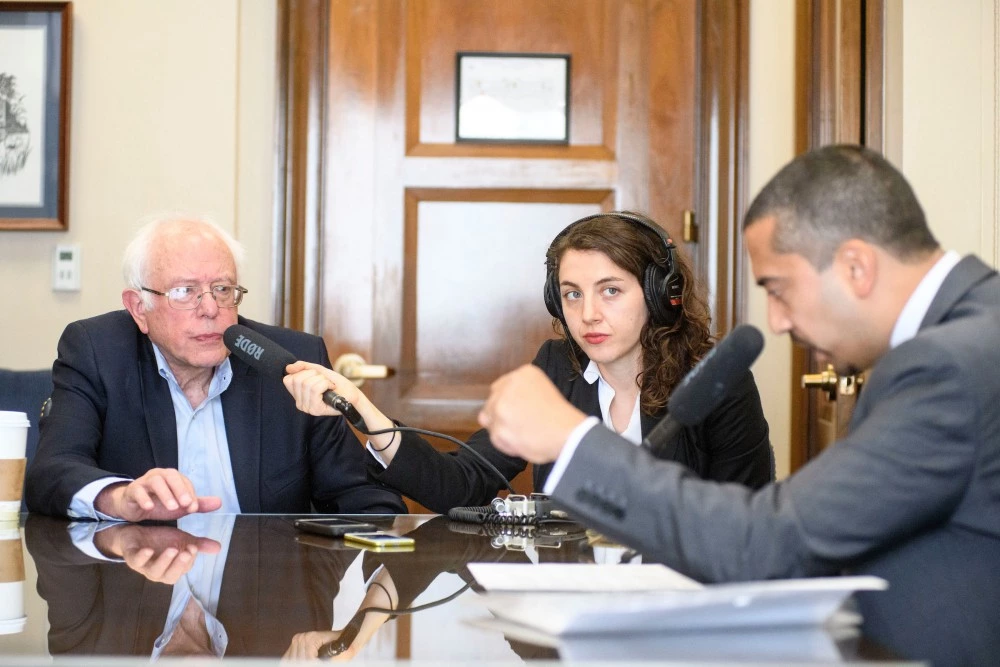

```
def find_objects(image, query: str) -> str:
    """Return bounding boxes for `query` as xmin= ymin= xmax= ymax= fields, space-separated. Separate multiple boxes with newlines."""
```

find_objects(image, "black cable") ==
xmin=356 ymin=580 xmax=473 ymax=617
xmin=317 ymin=581 xmax=474 ymax=657
xmin=369 ymin=430 xmax=397 ymax=452
xmin=361 ymin=424 xmax=515 ymax=494
xmin=316 ymin=516 xmax=514 ymax=659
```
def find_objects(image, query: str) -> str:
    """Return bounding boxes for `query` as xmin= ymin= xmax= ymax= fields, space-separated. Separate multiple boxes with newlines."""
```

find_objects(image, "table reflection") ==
xmin=20 ymin=514 xmax=585 ymax=661
xmin=3 ymin=513 xmax=996 ymax=664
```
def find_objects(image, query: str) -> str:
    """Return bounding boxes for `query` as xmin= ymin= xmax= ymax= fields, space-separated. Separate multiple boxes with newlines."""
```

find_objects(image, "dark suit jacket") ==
xmin=25 ymin=311 xmax=406 ymax=516
xmin=24 ymin=514 xmax=358 ymax=657
xmin=550 ymin=256 xmax=1000 ymax=589
xmin=372 ymin=338 xmax=773 ymax=513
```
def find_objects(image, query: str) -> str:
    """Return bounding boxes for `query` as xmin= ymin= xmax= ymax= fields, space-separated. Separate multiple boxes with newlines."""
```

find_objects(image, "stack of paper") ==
xmin=466 ymin=617 xmax=864 ymax=662
xmin=467 ymin=563 xmax=886 ymax=636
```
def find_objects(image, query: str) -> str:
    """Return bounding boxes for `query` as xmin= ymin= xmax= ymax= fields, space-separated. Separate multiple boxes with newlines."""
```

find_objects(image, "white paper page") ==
xmin=467 ymin=562 xmax=703 ymax=593
xmin=473 ymin=576 xmax=888 ymax=635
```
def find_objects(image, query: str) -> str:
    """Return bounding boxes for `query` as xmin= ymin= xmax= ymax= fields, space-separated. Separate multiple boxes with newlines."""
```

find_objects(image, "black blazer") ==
xmin=372 ymin=339 xmax=772 ymax=513
xmin=26 ymin=311 xmax=406 ymax=516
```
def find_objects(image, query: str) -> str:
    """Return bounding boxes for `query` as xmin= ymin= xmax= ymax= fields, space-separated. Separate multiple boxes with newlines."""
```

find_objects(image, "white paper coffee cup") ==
xmin=0 ymin=521 xmax=26 ymax=635
xmin=0 ymin=411 xmax=29 ymax=520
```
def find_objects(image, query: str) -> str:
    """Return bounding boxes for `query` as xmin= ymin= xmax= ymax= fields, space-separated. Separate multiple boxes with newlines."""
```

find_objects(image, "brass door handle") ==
xmin=802 ymin=364 xmax=839 ymax=401
xmin=802 ymin=364 xmax=863 ymax=401
xmin=332 ymin=353 xmax=394 ymax=388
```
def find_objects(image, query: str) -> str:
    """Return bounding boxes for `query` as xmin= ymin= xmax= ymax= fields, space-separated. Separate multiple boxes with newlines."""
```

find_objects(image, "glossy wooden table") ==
xmin=0 ymin=513 xmax=986 ymax=665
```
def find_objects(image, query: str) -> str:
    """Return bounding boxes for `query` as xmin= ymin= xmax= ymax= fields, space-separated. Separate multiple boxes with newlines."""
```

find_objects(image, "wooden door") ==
xmin=274 ymin=0 xmax=749 ymax=508
xmin=792 ymin=0 xmax=884 ymax=468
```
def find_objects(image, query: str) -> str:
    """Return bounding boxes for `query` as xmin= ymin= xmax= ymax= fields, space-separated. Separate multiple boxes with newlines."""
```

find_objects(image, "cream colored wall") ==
xmin=0 ymin=0 xmax=276 ymax=371
xmin=746 ymin=0 xmax=796 ymax=479
xmin=896 ymin=0 xmax=999 ymax=267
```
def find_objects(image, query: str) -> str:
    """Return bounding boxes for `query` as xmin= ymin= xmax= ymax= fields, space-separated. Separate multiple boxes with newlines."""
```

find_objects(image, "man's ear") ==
xmin=122 ymin=289 xmax=151 ymax=334
xmin=835 ymin=239 xmax=877 ymax=298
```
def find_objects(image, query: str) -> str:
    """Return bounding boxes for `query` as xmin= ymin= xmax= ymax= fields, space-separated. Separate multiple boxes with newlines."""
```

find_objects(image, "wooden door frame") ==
xmin=791 ymin=0 xmax=885 ymax=471
xmin=273 ymin=0 xmax=329 ymax=333
xmin=272 ymin=0 xmax=751 ymax=336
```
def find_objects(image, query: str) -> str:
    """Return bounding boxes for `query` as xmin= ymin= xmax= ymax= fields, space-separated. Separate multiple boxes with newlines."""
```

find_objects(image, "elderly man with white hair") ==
xmin=26 ymin=214 xmax=405 ymax=521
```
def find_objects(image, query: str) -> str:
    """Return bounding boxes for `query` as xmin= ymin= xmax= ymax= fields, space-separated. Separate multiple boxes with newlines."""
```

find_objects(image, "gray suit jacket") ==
xmin=551 ymin=256 xmax=1000 ymax=584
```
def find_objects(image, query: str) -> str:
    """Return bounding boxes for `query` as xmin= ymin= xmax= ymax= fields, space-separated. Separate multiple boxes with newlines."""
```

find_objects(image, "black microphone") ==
xmin=642 ymin=324 xmax=765 ymax=457
xmin=223 ymin=324 xmax=367 ymax=430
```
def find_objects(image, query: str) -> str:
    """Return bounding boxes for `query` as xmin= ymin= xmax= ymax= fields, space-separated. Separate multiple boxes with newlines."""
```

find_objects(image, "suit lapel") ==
xmin=222 ymin=356 xmax=262 ymax=513
xmin=920 ymin=255 xmax=995 ymax=328
xmin=137 ymin=337 xmax=179 ymax=469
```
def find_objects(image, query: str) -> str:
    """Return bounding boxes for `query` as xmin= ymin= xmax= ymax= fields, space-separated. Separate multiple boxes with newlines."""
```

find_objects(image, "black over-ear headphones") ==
xmin=543 ymin=211 xmax=684 ymax=327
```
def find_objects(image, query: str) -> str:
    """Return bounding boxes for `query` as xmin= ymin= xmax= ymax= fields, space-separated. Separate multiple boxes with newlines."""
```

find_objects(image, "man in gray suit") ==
xmin=477 ymin=145 xmax=1000 ymax=660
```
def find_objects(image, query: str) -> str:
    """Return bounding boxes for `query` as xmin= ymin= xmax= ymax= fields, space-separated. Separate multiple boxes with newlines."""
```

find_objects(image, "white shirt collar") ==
xmin=889 ymin=251 xmax=961 ymax=349
xmin=582 ymin=360 xmax=643 ymax=445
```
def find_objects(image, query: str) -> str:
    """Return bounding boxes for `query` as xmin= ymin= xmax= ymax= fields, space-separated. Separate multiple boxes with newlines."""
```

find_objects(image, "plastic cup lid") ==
xmin=0 ymin=412 xmax=29 ymax=428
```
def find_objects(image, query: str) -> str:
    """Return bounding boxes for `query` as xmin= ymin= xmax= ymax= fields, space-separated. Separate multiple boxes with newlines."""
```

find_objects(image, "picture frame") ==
xmin=0 ymin=2 xmax=71 ymax=231
xmin=455 ymin=52 xmax=570 ymax=144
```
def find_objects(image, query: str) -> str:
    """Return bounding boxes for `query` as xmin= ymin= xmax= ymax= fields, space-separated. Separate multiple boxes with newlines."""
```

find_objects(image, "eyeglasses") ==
xmin=141 ymin=284 xmax=248 ymax=310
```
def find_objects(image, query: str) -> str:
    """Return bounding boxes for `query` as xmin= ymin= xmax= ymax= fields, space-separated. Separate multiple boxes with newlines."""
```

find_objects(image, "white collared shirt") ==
xmin=544 ymin=362 xmax=643 ymax=495
xmin=890 ymin=251 xmax=961 ymax=348
xmin=581 ymin=360 xmax=644 ymax=446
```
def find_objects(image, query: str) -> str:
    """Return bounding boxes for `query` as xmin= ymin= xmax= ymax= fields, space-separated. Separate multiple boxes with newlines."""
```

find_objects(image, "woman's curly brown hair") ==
xmin=547 ymin=212 xmax=715 ymax=416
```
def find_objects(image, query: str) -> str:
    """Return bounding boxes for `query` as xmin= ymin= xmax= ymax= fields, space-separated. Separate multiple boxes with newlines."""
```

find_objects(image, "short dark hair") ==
xmin=743 ymin=144 xmax=939 ymax=268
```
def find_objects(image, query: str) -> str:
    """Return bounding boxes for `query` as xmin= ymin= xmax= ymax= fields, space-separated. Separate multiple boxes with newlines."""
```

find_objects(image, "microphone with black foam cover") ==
xmin=642 ymin=324 xmax=765 ymax=458
xmin=223 ymin=324 xmax=367 ymax=430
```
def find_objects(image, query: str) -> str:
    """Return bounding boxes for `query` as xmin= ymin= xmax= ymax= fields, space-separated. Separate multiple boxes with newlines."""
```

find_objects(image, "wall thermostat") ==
xmin=53 ymin=244 xmax=81 ymax=291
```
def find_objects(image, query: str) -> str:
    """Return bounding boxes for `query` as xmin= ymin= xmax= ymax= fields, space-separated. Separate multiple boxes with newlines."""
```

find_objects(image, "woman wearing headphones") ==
xmin=284 ymin=211 xmax=773 ymax=513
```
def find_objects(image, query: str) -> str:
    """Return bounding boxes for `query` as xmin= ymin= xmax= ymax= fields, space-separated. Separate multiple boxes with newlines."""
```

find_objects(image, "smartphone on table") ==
xmin=293 ymin=517 xmax=378 ymax=538
xmin=343 ymin=531 xmax=415 ymax=551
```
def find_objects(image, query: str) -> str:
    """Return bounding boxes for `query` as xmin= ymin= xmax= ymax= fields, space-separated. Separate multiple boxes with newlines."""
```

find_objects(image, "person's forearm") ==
xmin=354 ymin=394 xmax=402 ymax=464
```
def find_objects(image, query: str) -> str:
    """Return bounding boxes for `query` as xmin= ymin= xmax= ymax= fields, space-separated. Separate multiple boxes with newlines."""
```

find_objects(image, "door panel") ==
xmin=404 ymin=200 xmax=592 ymax=391
xmin=409 ymin=0 xmax=612 ymax=152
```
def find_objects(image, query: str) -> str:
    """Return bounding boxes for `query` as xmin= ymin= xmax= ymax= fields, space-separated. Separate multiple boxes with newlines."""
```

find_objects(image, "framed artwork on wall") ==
xmin=455 ymin=52 xmax=570 ymax=144
xmin=0 ymin=2 xmax=71 ymax=231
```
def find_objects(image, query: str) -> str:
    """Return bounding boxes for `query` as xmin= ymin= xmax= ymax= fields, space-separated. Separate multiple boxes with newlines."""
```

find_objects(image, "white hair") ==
xmin=122 ymin=212 xmax=246 ymax=309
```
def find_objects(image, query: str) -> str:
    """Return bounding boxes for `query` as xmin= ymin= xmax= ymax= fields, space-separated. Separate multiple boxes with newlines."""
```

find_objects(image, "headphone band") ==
xmin=545 ymin=211 xmax=677 ymax=271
